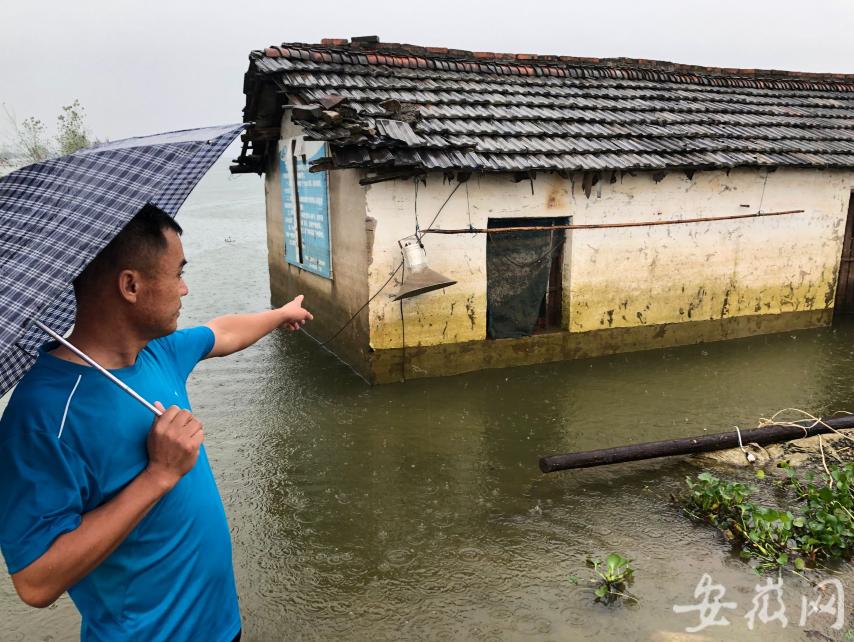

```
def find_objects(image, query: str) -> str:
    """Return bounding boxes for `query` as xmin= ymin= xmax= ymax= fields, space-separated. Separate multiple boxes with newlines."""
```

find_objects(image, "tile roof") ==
xmin=235 ymin=39 xmax=854 ymax=176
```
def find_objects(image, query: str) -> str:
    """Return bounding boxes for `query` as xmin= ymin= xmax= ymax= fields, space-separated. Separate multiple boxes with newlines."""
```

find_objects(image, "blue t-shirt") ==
xmin=0 ymin=327 xmax=240 ymax=642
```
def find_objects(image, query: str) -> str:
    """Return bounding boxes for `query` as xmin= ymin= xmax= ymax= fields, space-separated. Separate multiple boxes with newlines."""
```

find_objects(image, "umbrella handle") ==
xmin=33 ymin=320 xmax=163 ymax=416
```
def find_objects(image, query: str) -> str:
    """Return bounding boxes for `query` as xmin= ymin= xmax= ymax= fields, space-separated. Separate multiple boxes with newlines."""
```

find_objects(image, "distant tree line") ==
xmin=2 ymin=100 xmax=96 ymax=165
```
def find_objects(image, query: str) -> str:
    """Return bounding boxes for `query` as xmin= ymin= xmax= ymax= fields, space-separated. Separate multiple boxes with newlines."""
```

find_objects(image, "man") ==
xmin=0 ymin=204 xmax=313 ymax=641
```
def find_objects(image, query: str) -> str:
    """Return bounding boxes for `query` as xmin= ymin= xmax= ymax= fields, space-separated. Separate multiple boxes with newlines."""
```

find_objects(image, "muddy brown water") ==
xmin=3 ymin=158 xmax=854 ymax=640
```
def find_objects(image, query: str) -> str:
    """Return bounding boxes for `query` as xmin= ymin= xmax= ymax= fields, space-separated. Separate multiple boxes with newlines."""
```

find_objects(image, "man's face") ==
xmin=135 ymin=229 xmax=189 ymax=338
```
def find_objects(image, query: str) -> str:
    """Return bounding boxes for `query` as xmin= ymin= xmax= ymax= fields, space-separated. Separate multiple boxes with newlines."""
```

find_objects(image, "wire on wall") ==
xmin=420 ymin=181 xmax=463 ymax=241
xmin=757 ymin=168 xmax=770 ymax=214
xmin=413 ymin=177 xmax=421 ymax=237
xmin=423 ymin=208 xmax=805 ymax=235
xmin=465 ymin=181 xmax=474 ymax=232
xmin=399 ymin=299 xmax=406 ymax=382
xmin=306 ymin=261 xmax=403 ymax=348
xmin=308 ymin=180 xmax=464 ymax=348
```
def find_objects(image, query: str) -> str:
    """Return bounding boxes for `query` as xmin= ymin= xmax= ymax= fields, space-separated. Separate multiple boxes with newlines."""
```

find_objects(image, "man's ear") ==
xmin=117 ymin=269 xmax=141 ymax=303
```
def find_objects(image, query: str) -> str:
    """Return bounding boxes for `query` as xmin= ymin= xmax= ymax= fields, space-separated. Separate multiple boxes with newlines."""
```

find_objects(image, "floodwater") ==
xmin=3 ymin=154 xmax=854 ymax=641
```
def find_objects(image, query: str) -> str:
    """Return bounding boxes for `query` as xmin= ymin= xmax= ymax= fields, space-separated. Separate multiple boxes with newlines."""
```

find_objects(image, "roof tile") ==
xmin=239 ymin=40 xmax=854 ymax=174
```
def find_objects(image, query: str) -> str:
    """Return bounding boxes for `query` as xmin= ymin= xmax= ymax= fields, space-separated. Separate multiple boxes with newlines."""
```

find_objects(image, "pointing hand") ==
xmin=280 ymin=294 xmax=314 ymax=332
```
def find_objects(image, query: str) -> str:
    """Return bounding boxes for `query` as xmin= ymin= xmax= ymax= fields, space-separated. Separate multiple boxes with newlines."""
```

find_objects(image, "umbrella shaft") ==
xmin=33 ymin=321 xmax=162 ymax=416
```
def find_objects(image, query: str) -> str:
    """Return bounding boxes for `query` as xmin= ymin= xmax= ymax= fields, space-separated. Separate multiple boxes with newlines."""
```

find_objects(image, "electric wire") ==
xmin=304 ymin=260 xmax=403 ymax=348
xmin=308 ymin=180 xmax=463 ymax=348
xmin=423 ymin=208 xmax=805 ymax=235
xmin=465 ymin=180 xmax=473 ymax=232
xmin=413 ymin=177 xmax=421 ymax=236
xmin=419 ymin=181 xmax=463 ymax=241
xmin=399 ymin=299 xmax=406 ymax=382
xmin=757 ymin=168 xmax=770 ymax=214
xmin=297 ymin=325 xmax=371 ymax=384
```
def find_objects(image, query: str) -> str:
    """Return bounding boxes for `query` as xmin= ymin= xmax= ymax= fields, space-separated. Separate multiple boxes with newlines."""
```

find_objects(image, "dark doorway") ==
xmin=486 ymin=217 xmax=567 ymax=339
xmin=835 ymin=193 xmax=854 ymax=315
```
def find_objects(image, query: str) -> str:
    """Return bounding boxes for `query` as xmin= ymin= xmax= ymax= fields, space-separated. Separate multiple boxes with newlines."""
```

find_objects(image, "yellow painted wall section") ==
xmin=567 ymin=168 xmax=852 ymax=332
xmin=365 ymin=168 xmax=854 ymax=351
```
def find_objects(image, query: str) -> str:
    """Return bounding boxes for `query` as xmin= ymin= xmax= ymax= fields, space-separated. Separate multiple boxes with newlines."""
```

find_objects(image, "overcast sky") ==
xmin=2 ymin=0 xmax=853 ymax=144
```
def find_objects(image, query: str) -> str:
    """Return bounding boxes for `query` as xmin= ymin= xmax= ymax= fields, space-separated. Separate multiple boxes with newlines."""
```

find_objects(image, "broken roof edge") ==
xmin=320 ymin=156 xmax=854 ymax=176
xmin=250 ymin=41 xmax=854 ymax=92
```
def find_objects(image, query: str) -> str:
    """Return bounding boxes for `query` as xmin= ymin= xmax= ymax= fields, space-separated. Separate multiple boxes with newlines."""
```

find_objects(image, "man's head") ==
xmin=73 ymin=204 xmax=188 ymax=338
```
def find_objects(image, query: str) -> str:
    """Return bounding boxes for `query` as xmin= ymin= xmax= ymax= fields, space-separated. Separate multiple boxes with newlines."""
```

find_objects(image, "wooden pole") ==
xmin=423 ymin=209 xmax=805 ymax=235
xmin=539 ymin=415 xmax=854 ymax=473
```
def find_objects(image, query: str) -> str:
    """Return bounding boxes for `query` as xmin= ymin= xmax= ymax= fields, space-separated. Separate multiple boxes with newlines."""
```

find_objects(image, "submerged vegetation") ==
xmin=681 ymin=462 xmax=854 ymax=572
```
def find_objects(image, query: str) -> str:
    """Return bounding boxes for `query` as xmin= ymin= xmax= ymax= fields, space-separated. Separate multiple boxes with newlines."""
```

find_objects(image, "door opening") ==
xmin=486 ymin=217 xmax=567 ymax=339
xmin=835 ymin=193 xmax=854 ymax=316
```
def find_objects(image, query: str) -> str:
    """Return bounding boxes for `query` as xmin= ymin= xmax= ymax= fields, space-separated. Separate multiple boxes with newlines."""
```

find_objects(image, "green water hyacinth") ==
xmin=586 ymin=553 xmax=636 ymax=603
xmin=681 ymin=463 xmax=854 ymax=572
xmin=685 ymin=472 xmax=754 ymax=526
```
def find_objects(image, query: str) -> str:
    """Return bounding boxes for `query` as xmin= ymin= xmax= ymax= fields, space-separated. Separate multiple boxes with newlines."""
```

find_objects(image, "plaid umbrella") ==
xmin=0 ymin=123 xmax=245 ymax=405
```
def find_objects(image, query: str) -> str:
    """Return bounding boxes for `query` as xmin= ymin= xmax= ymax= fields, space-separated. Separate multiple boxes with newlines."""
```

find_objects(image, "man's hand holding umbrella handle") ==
xmin=144 ymin=402 xmax=205 ymax=491
xmin=11 ymin=404 xmax=204 ymax=608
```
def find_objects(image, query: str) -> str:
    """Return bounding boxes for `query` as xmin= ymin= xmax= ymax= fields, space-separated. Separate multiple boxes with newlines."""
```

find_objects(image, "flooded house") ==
xmin=233 ymin=37 xmax=854 ymax=383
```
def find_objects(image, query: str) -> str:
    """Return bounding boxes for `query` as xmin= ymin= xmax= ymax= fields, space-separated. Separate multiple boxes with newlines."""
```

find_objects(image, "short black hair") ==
xmin=73 ymin=203 xmax=183 ymax=297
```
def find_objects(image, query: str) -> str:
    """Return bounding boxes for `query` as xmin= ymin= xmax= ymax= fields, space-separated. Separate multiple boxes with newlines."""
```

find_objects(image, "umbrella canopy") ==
xmin=0 ymin=123 xmax=245 ymax=398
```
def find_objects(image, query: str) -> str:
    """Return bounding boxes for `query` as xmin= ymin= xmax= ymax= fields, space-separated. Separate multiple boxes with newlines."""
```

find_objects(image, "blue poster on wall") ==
xmin=279 ymin=138 xmax=332 ymax=278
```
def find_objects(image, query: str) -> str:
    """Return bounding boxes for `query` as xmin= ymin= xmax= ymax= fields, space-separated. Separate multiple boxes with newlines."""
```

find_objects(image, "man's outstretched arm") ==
xmin=11 ymin=405 xmax=203 ymax=608
xmin=205 ymin=295 xmax=313 ymax=359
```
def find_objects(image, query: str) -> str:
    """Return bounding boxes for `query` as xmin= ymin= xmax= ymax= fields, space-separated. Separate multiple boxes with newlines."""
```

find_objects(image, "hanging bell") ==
xmin=392 ymin=236 xmax=457 ymax=301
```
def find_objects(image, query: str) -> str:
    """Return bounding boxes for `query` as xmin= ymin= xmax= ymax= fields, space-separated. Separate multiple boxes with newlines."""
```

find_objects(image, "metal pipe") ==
xmin=33 ymin=320 xmax=162 ymax=416
xmin=423 ymin=209 xmax=805 ymax=235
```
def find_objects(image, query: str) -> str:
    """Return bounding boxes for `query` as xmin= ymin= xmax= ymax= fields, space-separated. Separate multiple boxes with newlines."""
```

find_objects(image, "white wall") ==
xmin=364 ymin=167 xmax=854 ymax=351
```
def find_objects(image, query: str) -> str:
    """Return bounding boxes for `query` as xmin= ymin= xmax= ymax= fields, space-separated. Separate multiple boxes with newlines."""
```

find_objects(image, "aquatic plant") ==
xmin=734 ymin=504 xmax=799 ymax=569
xmin=586 ymin=553 xmax=636 ymax=603
xmin=785 ymin=462 xmax=854 ymax=565
xmin=681 ymin=463 xmax=854 ymax=572
xmin=684 ymin=472 xmax=754 ymax=525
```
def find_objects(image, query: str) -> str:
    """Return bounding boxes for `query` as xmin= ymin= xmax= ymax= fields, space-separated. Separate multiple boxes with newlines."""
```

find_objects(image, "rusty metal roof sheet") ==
xmin=237 ymin=40 xmax=854 ymax=175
